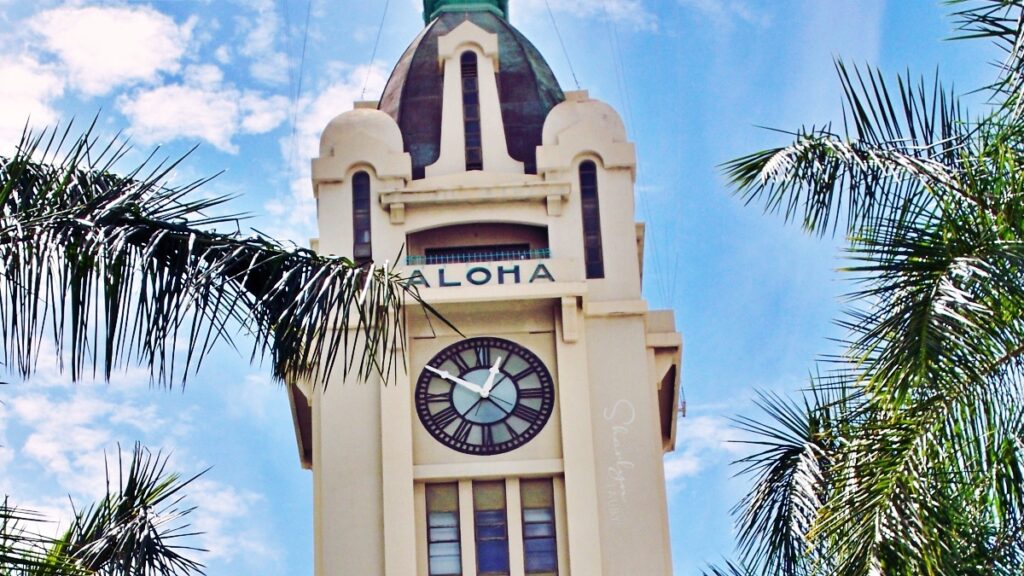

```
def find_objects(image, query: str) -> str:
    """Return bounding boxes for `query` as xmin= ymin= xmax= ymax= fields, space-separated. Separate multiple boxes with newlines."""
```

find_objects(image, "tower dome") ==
xmin=378 ymin=2 xmax=564 ymax=178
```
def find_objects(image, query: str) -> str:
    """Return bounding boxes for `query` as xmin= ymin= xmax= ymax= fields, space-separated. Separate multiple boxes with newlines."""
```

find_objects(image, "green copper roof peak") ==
xmin=423 ymin=0 xmax=509 ymax=25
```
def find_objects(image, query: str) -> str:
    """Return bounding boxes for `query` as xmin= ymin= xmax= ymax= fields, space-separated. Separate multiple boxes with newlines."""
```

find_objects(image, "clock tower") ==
xmin=288 ymin=2 xmax=683 ymax=574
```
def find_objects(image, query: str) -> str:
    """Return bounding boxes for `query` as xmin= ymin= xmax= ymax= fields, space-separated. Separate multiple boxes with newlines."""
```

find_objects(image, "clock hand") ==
xmin=489 ymin=394 xmax=515 ymax=412
xmin=481 ymin=356 xmax=504 ymax=397
xmin=424 ymin=365 xmax=484 ymax=395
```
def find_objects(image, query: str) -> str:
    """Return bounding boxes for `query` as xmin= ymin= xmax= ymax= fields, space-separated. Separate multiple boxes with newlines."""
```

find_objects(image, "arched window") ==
xmin=461 ymin=51 xmax=483 ymax=171
xmin=579 ymin=161 xmax=604 ymax=279
xmin=352 ymin=171 xmax=372 ymax=263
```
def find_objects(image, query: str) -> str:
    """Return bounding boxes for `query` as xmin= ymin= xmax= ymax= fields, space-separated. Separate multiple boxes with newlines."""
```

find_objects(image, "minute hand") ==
xmin=425 ymin=365 xmax=484 ymax=395
xmin=481 ymin=356 xmax=504 ymax=396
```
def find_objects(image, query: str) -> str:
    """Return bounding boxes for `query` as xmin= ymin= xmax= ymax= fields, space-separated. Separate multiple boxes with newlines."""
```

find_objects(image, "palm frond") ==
xmin=723 ymin=62 xmax=969 ymax=238
xmin=701 ymin=560 xmax=758 ymax=576
xmin=60 ymin=443 xmax=204 ymax=576
xmin=729 ymin=387 xmax=848 ymax=576
xmin=1 ymin=500 xmax=86 ymax=575
xmin=948 ymin=0 xmax=1024 ymax=115
xmin=0 ymin=121 xmax=427 ymax=388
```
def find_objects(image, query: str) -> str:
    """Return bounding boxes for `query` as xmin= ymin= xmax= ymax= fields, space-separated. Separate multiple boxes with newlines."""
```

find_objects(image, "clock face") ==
xmin=415 ymin=337 xmax=555 ymax=455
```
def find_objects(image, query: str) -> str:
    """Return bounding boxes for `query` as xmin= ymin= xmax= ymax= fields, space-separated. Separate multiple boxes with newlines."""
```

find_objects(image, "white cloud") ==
xmin=119 ymin=79 xmax=288 ymax=153
xmin=11 ymin=392 xmax=154 ymax=496
xmin=30 ymin=6 xmax=195 ymax=97
xmin=184 ymin=64 xmax=225 ymax=89
xmin=214 ymin=45 xmax=232 ymax=65
xmin=241 ymin=94 xmax=290 ymax=133
xmin=664 ymin=415 xmax=745 ymax=482
xmin=0 ymin=402 xmax=12 ymax=471
xmin=237 ymin=0 xmax=290 ymax=84
xmin=0 ymin=56 xmax=65 ymax=152
xmin=516 ymin=0 xmax=657 ymax=30
xmin=120 ymin=85 xmax=239 ymax=151
xmin=677 ymin=0 xmax=770 ymax=30
xmin=223 ymin=374 xmax=283 ymax=422
xmin=188 ymin=480 xmax=277 ymax=562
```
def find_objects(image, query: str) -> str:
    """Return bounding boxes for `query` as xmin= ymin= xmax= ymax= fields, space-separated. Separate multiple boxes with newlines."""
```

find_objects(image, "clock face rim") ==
xmin=415 ymin=336 xmax=555 ymax=456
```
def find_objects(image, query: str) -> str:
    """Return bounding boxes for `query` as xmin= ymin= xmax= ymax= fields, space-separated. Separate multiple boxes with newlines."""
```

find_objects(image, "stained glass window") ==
xmin=579 ymin=161 xmax=604 ymax=278
xmin=474 ymin=481 xmax=509 ymax=575
xmin=426 ymin=483 xmax=462 ymax=575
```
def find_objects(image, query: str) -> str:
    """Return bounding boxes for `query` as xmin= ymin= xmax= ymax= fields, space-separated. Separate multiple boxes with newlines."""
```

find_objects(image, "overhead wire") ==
xmin=285 ymin=0 xmax=314 ymax=193
xmin=543 ymin=0 xmax=580 ymax=90
xmin=362 ymin=0 xmax=393 ymax=101
xmin=603 ymin=9 xmax=676 ymax=309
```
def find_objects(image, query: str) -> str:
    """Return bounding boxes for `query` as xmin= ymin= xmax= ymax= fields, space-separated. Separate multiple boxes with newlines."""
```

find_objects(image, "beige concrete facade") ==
xmin=289 ymin=13 xmax=682 ymax=576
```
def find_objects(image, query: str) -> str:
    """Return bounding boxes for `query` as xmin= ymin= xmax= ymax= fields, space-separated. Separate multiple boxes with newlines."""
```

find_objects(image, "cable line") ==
xmin=363 ymin=0 xmax=393 ymax=101
xmin=543 ymin=0 xmax=580 ymax=90
xmin=285 ymin=0 xmax=313 ymax=205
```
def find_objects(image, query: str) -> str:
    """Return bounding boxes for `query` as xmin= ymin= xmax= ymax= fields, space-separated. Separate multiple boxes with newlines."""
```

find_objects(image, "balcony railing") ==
xmin=406 ymin=248 xmax=551 ymax=266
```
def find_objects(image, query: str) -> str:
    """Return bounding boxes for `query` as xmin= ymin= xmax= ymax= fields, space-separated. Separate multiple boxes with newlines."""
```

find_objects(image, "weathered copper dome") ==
xmin=378 ymin=9 xmax=565 ymax=179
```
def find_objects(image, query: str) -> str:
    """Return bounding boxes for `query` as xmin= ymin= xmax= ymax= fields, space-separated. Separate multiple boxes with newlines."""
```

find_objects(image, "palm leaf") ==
xmin=0 ymin=121 xmax=430 ymax=388
xmin=723 ymin=61 xmax=969 ymax=239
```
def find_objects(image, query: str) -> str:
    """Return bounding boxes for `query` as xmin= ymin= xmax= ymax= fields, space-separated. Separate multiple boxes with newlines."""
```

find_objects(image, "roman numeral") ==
xmin=475 ymin=346 xmax=491 ymax=367
xmin=511 ymin=404 xmax=541 ymax=422
xmin=433 ymin=406 xmax=460 ymax=429
xmin=450 ymin=353 xmax=470 ymax=374
xmin=511 ymin=367 xmax=535 ymax=381
xmin=453 ymin=420 xmax=474 ymax=443
xmin=482 ymin=425 xmax=495 ymax=447
xmin=518 ymin=388 xmax=547 ymax=399
xmin=426 ymin=392 xmax=449 ymax=404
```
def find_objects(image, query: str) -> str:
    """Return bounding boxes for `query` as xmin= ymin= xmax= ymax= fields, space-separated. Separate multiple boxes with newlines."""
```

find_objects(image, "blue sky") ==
xmin=0 ymin=0 xmax=1001 ymax=574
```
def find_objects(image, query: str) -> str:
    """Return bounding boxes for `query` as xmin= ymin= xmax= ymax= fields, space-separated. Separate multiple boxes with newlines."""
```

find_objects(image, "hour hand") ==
xmin=425 ymin=365 xmax=484 ymax=395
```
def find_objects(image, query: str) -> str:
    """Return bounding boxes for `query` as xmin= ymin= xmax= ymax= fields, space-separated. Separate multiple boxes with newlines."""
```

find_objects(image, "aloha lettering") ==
xmin=406 ymin=263 xmax=556 ymax=289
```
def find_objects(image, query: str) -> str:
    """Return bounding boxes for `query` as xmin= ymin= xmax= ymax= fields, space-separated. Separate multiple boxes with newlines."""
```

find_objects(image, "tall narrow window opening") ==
xmin=426 ymin=483 xmax=462 ymax=576
xmin=474 ymin=481 xmax=510 ymax=575
xmin=461 ymin=51 xmax=483 ymax=171
xmin=521 ymin=479 xmax=558 ymax=575
xmin=352 ymin=171 xmax=372 ymax=264
xmin=579 ymin=161 xmax=605 ymax=278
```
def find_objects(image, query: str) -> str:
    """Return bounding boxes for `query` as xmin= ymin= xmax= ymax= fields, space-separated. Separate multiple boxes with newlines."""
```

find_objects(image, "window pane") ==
xmin=429 ymin=555 xmax=462 ymax=575
xmin=430 ymin=527 xmax=460 ymax=541
xmin=476 ymin=509 xmax=506 ymax=523
xmin=477 ymin=524 xmax=507 ymax=539
xmin=427 ymin=484 xmax=459 ymax=512
xmin=523 ymin=523 xmax=555 ymax=539
xmin=429 ymin=510 xmax=458 ymax=528
xmin=474 ymin=482 xmax=505 ymax=510
xmin=523 ymin=508 xmax=553 ymax=523
xmin=477 ymin=541 xmax=510 ymax=573
xmin=521 ymin=480 xmax=553 ymax=508
xmin=524 ymin=551 xmax=557 ymax=572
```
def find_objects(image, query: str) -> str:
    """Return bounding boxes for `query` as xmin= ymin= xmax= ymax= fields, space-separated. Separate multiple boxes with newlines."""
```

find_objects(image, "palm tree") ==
xmin=707 ymin=1 xmax=1024 ymax=574
xmin=1 ymin=444 xmax=204 ymax=575
xmin=0 ymin=120 xmax=434 ymax=387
